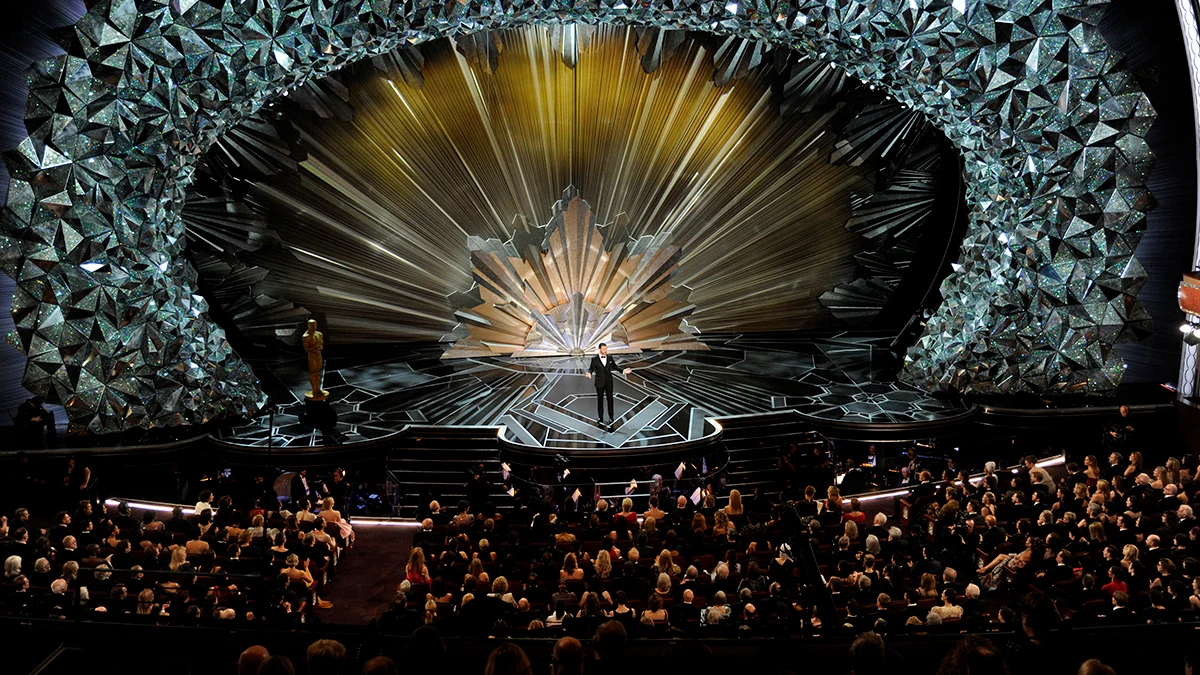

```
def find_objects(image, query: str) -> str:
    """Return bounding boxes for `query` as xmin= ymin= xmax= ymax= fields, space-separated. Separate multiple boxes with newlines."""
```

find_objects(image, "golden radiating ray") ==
xmin=241 ymin=25 xmax=872 ymax=342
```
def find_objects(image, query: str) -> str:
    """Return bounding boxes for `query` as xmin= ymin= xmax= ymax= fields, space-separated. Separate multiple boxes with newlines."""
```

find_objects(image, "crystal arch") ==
xmin=0 ymin=0 xmax=1155 ymax=431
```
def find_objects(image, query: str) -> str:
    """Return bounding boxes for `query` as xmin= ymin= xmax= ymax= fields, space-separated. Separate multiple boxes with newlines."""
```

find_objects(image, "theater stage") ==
xmin=213 ymin=333 xmax=971 ymax=450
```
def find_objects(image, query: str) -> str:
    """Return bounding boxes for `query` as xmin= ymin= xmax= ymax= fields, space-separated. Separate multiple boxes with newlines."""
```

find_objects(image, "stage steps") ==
xmin=385 ymin=427 xmax=512 ymax=517
xmin=383 ymin=414 xmax=826 ymax=516
xmin=717 ymin=412 xmax=825 ymax=497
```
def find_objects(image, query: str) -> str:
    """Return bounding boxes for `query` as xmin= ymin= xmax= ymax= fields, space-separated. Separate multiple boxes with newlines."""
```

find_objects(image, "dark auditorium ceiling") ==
xmin=182 ymin=25 xmax=963 ymax=347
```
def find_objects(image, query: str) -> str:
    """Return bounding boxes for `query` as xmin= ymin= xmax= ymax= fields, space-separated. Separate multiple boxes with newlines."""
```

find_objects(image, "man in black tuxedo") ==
xmin=1104 ymin=404 xmax=1135 ymax=449
xmin=585 ymin=343 xmax=631 ymax=431
xmin=291 ymin=468 xmax=325 ymax=507
xmin=15 ymin=395 xmax=55 ymax=448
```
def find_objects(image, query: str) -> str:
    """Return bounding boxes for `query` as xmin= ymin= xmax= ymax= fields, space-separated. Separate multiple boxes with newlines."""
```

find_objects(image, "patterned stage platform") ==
xmin=213 ymin=334 xmax=969 ymax=449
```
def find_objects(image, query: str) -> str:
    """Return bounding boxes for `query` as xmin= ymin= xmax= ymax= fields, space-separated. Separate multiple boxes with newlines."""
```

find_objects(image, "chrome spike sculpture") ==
xmin=443 ymin=188 xmax=706 ymax=358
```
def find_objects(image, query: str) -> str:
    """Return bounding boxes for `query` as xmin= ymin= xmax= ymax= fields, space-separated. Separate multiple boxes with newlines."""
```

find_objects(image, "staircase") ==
xmin=718 ymin=412 xmax=826 ymax=495
xmin=386 ymin=427 xmax=513 ymax=517
xmin=384 ymin=415 xmax=826 ymax=516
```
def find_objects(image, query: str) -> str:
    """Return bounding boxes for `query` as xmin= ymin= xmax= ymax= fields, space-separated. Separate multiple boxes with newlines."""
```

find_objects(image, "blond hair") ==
xmin=727 ymin=489 xmax=743 ymax=514
xmin=595 ymin=550 xmax=612 ymax=578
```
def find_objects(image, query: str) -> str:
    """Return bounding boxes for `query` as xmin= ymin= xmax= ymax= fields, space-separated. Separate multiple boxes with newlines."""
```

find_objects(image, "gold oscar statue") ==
xmin=302 ymin=319 xmax=329 ymax=401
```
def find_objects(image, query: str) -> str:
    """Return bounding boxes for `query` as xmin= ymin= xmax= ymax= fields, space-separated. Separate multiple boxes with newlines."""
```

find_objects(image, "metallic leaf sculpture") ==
xmin=443 ymin=187 xmax=706 ymax=358
xmin=821 ymin=124 xmax=944 ymax=325
xmin=0 ymin=0 xmax=1156 ymax=432
xmin=634 ymin=27 xmax=686 ymax=74
xmin=371 ymin=45 xmax=427 ymax=89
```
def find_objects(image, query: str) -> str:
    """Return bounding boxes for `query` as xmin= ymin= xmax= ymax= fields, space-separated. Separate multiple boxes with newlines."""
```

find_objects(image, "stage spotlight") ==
xmin=1181 ymin=321 xmax=1200 ymax=345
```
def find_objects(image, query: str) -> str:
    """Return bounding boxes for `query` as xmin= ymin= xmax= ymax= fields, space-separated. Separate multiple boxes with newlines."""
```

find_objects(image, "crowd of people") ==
xmin=1 ymin=433 xmax=1199 ymax=673
xmin=376 ymin=448 xmax=1200 ymax=646
xmin=0 ymin=463 xmax=356 ymax=625
xmin=218 ymin=623 xmax=1200 ymax=675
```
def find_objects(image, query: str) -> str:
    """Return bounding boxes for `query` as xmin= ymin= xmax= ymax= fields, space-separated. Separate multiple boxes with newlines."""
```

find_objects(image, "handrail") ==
xmin=978 ymin=401 xmax=1173 ymax=417
xmin=838 ymin=453 xmax=1065 ymax=503
xmin=101 ymin=497 xmax=421 ymax=527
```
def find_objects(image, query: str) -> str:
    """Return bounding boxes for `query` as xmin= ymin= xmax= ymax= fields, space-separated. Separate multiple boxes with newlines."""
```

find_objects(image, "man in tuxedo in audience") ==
xmin=414 ymin=519 xmax=440 ymax=553
xmin=1103 ymin=454 xmax=1124 ymax=482
xmin=672 ymin=494 xmax=695 ymax=530
xmin=1039 ymin=550 xmax=1076 ymax=585
xmin=586 ymin=343 xmax=631 ymax=432
xmin=795 ymin=486 xmax=819 ymax=517
xmin=459 ymin=584 xmax=515 ymax=636
xmin=1143 ymin=534 xmax=1169 ymax=567
xmin=221 ymin=543 xmax=254 ymax=575
xmin=166 ymin=507 xmax=197 ymax=539
xmin=960 ymin=584 xmax=988 ymax=619
xmin=4 ymin=527 xmax=31 ymax=570
xmin=1104 ymin=405 xmax=1136 ymax=449
xmin=47 ymin=511 xmax=72 ymax=546
xmin=1065 ymin=462 xmax=1089 ymax=489
xmin=291 ymin=469 xmax=319 ymax=507
xmin=630 ymin=532 xmax=655 ymax=562
xmin=243 ymin=475 xmax=278 ymax=512
xmin=513 ymin=597 xmax=541 ymax=626
xmin=103 ymin=584 xmax=131 ymax=614
xmin=911 ymin=471 xmax=937 ymax=498
xmin=866 ymin=512 xmax=890 ymax=542
xmin=612 ymin=562 xmax=648 ymax=597
xmin=979 ymin=516 xmax=1007 ymax=554
xmin=672 ymin=588 xmax=701 ymax=629
xmin=912 ymin=545 xmax=942 ymax=579
xmin=56 ymin=536 xmax=81 ymax=563
xmin=1106 ymin=591 xmax=1135 ymax=623
xmin=379 ymin=593 xmax=422 ymax=633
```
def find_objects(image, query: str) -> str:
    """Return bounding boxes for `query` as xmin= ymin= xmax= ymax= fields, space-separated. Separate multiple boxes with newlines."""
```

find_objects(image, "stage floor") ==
xmin=214 ymin=333 xmax=968 ymax=448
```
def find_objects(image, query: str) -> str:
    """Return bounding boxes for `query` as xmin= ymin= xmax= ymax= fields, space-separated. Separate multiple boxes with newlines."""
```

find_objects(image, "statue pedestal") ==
xmin=299 ymin=399 xmax=338 ymax=430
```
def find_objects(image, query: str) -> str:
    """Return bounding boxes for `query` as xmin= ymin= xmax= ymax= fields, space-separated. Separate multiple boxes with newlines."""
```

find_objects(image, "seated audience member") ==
xmin=551 ymin=637 xmax=585 ymax=675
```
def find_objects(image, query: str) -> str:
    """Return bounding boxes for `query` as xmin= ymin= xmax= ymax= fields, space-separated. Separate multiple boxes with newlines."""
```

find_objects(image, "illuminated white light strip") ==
xmin=104 ymin=499 xmax=177 ymax=513
xmin=846 ymin=453 xmax=1065 ymax=503
xmin=107 ymin=454 xmax=1064 ymax=515
xmin=353 ymin=519 xmax=422 ymax=528
xmin=105 ymin=498 xmax=421 ymax=527
xmin=851 ymin=488 xmax=912 ymax=503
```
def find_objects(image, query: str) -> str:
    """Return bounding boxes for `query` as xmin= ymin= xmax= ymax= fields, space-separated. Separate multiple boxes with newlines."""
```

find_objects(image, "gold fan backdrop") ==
xmin=240 ymin=25 xmax=875 ymax=343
